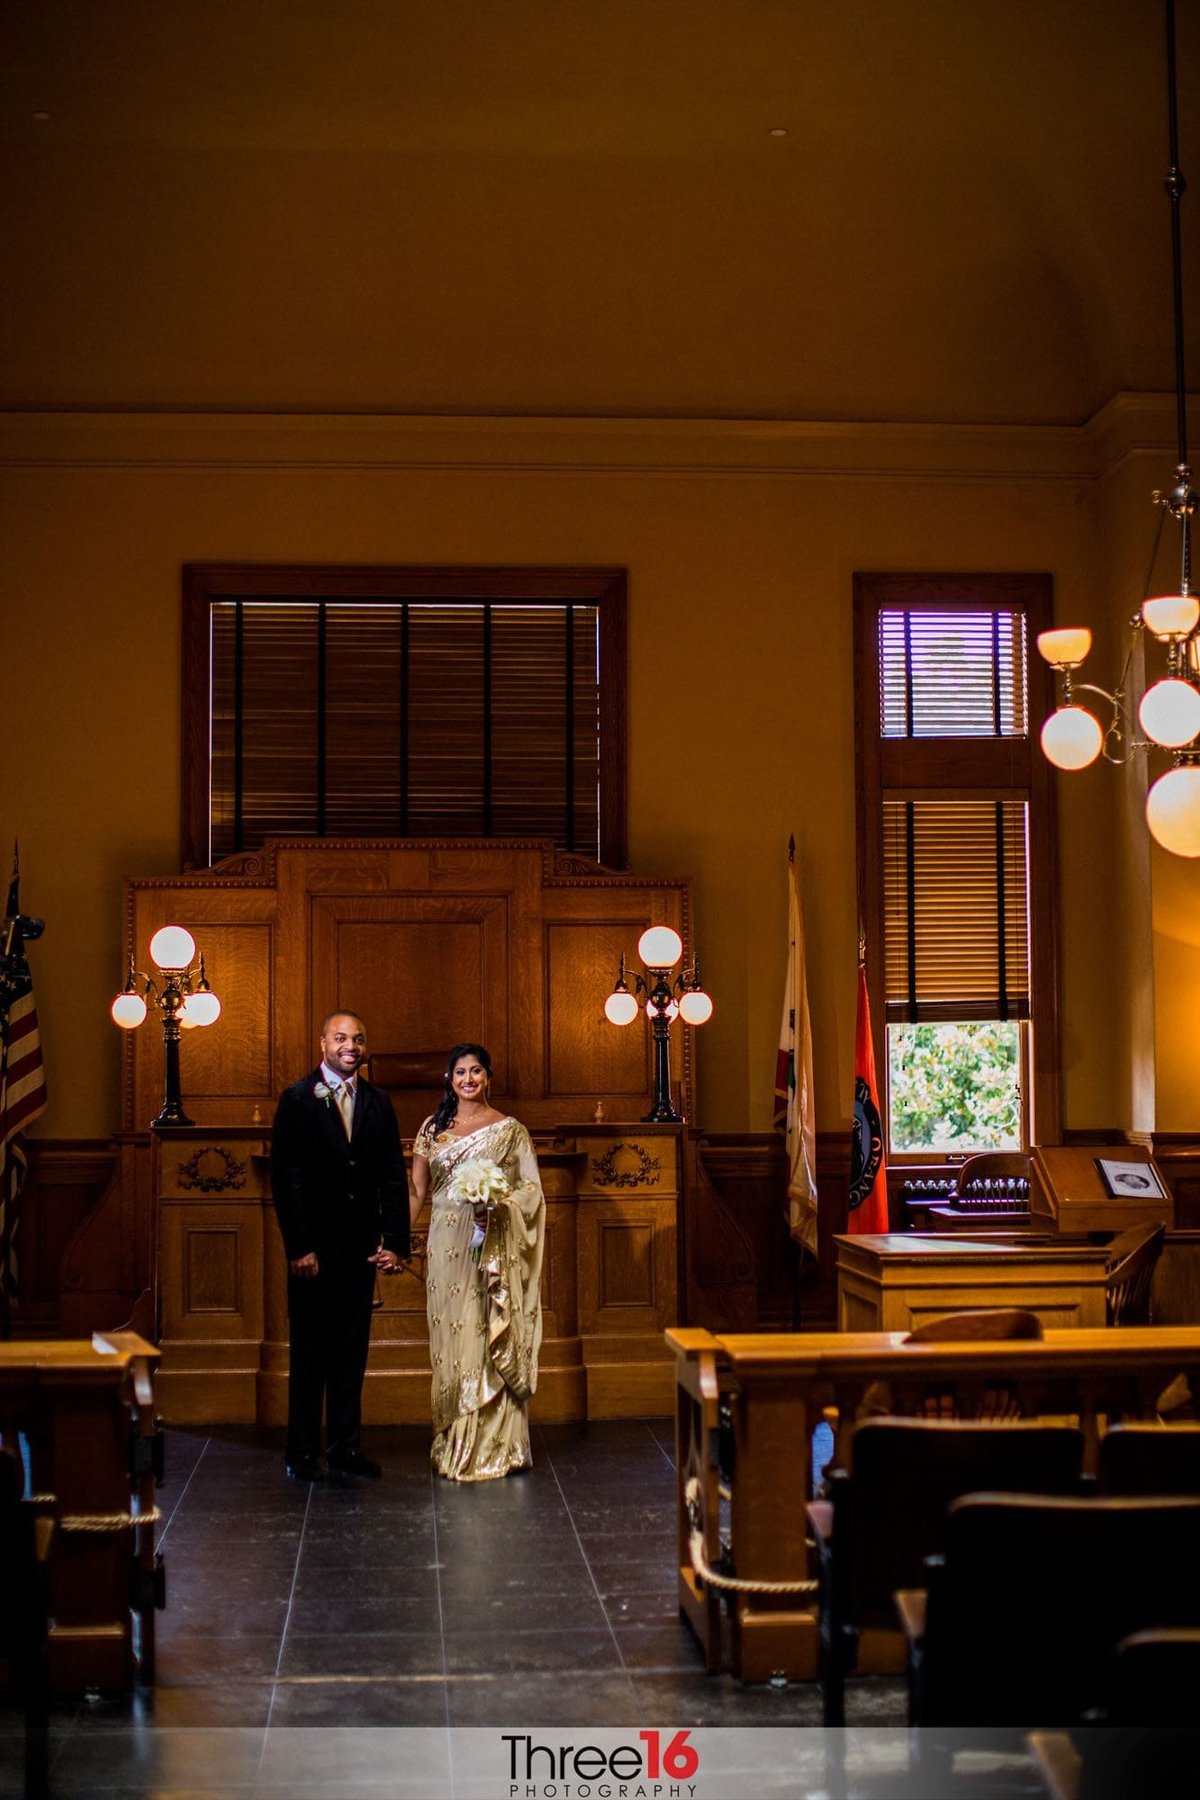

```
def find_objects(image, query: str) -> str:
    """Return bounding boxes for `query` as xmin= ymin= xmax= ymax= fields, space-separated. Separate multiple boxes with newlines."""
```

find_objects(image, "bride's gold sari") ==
xmin=413 ymin=1116 xmax=545 ymax=1481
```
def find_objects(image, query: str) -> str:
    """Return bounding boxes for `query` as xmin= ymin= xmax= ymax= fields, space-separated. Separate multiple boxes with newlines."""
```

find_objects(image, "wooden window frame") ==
xmin=854 ymin=571 xmax=1062 ymax=1155
xmin=181 ymin=563 xmax=628 ymax=871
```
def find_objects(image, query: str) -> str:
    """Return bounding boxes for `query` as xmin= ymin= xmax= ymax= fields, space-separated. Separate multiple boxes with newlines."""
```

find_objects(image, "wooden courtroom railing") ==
xmin=0 ymin=1332 xmax=162 ymax=1696
xmin=668 ymin=1324 xmax=1200 ymax=1684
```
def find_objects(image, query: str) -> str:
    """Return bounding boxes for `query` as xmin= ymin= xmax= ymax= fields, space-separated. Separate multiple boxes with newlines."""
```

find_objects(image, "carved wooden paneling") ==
xmin=545 ymin=921 xmax=650 ymax=1098
xmin=7 ymin=1142 xmax=117 ymax=1336
xmin=596 ymin=1219 xmax=656 ymax=1309
xmin=184 ymin=1228 xmax=241 ymax=1313
xmin=313 ymin=894 xmax=511 ymax=1077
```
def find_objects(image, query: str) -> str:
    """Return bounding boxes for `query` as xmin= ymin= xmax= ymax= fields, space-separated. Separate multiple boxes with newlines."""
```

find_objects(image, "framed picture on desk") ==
xmin=1096 ymin=1157 xmax=1169 ymax=1202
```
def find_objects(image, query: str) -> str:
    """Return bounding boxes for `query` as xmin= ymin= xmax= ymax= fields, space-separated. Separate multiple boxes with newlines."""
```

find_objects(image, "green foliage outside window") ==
xmin=888 ymin=1021 xmax=1022 ymax=1152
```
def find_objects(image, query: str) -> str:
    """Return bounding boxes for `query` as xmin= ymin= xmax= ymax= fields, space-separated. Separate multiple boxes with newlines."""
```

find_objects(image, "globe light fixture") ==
xmin=603 ymin=930 xmax=713 ymax=1122
xmin=1146 ymin=763 xmax=1200 ymax=856
xmin=111 ymin=925 xmax=221 ymax=1127
xmin=1035 ymin=0 xmax=1200 ymax=854
xmin=1040 ymin=706 xmax=1104 ymax=771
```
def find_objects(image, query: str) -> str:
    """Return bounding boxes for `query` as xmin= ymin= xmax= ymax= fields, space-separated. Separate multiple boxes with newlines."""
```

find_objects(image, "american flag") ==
xmin=1 ymin=846 xmax=47 ymax=1300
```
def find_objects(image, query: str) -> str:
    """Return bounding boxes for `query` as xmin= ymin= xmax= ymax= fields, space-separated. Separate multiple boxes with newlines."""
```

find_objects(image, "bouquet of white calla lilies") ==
xmin=449 ymin=1158 xmax=510 ymax=1257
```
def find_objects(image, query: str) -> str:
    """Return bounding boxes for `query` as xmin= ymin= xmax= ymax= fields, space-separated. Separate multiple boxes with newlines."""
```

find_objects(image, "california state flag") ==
xmin=773 ymin=848 xmax=817 ymax=1253
xmin=849 ymin=956 xmax=889 ymax=1234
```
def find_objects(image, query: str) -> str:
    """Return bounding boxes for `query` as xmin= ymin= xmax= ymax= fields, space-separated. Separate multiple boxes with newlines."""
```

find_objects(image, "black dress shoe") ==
xmin=285 ymin=1455 xmax=324 ymax=1482
xmin=325 ymin=1448 xmax=382 ymax=1479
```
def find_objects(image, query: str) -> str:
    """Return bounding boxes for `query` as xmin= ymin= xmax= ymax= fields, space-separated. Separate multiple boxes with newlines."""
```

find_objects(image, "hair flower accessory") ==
xmin=449 ymin=1158 xmax=510 ymax=1260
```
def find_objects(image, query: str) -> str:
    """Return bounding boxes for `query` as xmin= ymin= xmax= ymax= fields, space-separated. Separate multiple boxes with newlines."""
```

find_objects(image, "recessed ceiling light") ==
xmin=32 ymin=111 xmax=50 ymax=121
xmin=768 ymin=127 xmax=788 ymax=138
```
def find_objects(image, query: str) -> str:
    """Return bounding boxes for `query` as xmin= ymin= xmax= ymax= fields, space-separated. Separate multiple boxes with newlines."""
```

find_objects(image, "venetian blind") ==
xmin=210 ymin=598 xmax=601 ymax=860
xmin=879 ymin=609 xmax=1028 ymax=738
xmin=882 ymin=799 xmax=1031 ymax=1021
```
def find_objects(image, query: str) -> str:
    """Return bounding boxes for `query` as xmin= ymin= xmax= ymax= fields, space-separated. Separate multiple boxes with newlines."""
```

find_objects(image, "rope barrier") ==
xmin=683 ymin=1476 xmax=818 ymax=1597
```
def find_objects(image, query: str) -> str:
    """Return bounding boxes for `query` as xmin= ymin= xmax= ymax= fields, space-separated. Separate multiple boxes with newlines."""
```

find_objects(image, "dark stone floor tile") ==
xmin=572 ymin=1504 xmax=676 ymax=1533
xmin=154 ymin=1634 xmax=284 ymax=1684
xmin=843 ymin=1675 xmax=909 ymax=1725
xmin=291 ymin=1562 xmax=440 ymax=1602
xmin=278 ymin=1633 xmax=444 ymax=1680
xmin=603 ymin=1586 xmax=685 ymax=1625
xmin=266 ymin=1683 xmax=449 ymax=1733
xmin=257 ymin=1720 xmax=451 ymax=1786
xmin=48 ymin=1726 xmax=267 ymax=1791
xmin=439 ymin=1587 xmax=608 ymax=1634
xmin=627 ymin=1670 xmax=826 ymax=1725
xmin=611 ymin=1619 xmax=710 ymax=1671
xmin=286 ymin=1591 xmax=440 ymax=1637
xmin=435 ymin=1557 xmax=595 ymax=1600
xmin=160 ymin=1594 xmax=292 ymax=1638
xmin=444 ymin=1671 xmax=641 ymax=1727
xmin=74 ymin=1681 xmax=275 ymax=1728
xmin=441 ymin=1627 xmax=622 ymax=1677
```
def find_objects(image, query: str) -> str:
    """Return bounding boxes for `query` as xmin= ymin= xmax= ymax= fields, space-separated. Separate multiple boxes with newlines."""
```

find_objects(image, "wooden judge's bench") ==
xmin=98 ymin=838 xmax=705 ymax=1425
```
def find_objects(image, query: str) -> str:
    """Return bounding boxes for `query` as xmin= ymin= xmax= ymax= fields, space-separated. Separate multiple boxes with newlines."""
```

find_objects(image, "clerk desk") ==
xmin=837 ymin=1233 xmax=1114 ymax=1333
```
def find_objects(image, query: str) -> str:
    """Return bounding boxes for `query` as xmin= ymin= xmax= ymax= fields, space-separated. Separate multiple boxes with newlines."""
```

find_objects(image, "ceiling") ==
xmin=1 ymin=0 xmax=1197 ymax=426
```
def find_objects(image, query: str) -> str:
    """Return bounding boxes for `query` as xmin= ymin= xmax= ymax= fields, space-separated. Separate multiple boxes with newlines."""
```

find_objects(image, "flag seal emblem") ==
xmin=849 ymin=1075 xmax=883 ymax=1211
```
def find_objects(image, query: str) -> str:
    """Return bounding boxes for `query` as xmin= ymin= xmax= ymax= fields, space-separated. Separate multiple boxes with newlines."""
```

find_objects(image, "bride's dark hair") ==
xmin=431 ymin=1043 xmax=493 ymax=1135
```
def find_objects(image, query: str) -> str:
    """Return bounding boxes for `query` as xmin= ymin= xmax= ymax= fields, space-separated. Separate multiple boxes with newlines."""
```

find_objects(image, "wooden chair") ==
xmin=1105 ymin=1223 xmax=1165 ymax=1326
xmin=897 ymin=1493 xmax=1200 ymax=1735
xmin=1030 ymin=1629 xmax=1200 ymax=1799
xmin=805 ymin=1417 xmax=1083 ymax=1725
xmin=905 ymin=1307 xmax=1043 ymax=1343
xmin=1097 ymin=1422 xmax=1200 ymax=1494
xmin=0 ymin=1446 xmax=54 ymax=1800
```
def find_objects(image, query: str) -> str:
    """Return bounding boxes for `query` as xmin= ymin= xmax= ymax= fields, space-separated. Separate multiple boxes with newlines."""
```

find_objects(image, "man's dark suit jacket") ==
xmin=269 ymin=1069 xmax=409 ymax=1266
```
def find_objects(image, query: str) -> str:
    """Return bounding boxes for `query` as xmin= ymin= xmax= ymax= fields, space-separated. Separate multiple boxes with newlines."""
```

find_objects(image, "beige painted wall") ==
xmin=1 ymin=410 xmax=1176 ymax=1141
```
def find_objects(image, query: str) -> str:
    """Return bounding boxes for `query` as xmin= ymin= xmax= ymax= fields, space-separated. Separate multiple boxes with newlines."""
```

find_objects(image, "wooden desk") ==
xmin=0 ymin=1332 xmax=160 ymax=1695
xmin=669 ymin=1323 xmax=1200 ymax=1684
xmin=837 ymin=1232 xmax=1111 ymax=1332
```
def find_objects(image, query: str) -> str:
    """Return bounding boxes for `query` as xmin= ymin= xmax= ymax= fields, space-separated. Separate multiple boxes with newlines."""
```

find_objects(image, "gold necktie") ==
xmin=336 ymin=1083 xmax=354 ymax=1138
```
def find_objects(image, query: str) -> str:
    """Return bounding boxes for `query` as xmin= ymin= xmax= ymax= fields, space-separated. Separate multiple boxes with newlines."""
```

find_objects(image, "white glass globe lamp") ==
xmin=1142 ymin=594 xmax=1200 ymax=640
xmin=111 ymin=991 xmax=148 ymax=1030
xmin=1040 ymin=706 xmax=1103 ymax=770
xmin=1036 ymin=627 xmax=1093 ymax=667
xmin=637 ymin=925 xmax=683 ymax=969
xmin=149 ymin=925 xmax=196 ymax=970
xmin=1139 ymin=678 xmax=1200 ymax=748
xmin=181 ymin=989 xmax=222 ymax=1028
xmin=604 ymin=989 xmax=639 ymax=1026
xmin=1146 ymin=766 xmax=1200 ymax=856
xmin=678 ymin=988 xmax=714 ymax=1026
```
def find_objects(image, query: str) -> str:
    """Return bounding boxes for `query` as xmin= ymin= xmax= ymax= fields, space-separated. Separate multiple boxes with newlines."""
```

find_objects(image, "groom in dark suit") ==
xmin=270 ymin=1011 xmax=410 ymax=1481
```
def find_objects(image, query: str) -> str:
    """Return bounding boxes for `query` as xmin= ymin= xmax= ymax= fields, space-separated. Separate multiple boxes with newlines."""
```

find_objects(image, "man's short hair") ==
xmin=320 ymin=1011 xmax=366 ymax=1038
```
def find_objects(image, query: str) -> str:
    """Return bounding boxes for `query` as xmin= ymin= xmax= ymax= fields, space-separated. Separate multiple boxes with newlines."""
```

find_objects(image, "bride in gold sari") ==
xmin=412 ymin=1044 xmax=545 ymax=1480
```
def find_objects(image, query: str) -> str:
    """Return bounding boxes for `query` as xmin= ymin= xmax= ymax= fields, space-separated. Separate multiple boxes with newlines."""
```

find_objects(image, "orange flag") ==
xmin=848 ymin=957 xmax=889 ymax=1235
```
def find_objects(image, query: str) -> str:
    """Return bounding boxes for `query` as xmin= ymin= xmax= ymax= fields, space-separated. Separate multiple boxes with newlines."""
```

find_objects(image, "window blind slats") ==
xmin=883 ymin=799 xmax=1031 ymax=1021
xmin=880 ymin=610 xmax=1028 ymax=739
xmin=210 ymin=598 xmax=602 ymax=859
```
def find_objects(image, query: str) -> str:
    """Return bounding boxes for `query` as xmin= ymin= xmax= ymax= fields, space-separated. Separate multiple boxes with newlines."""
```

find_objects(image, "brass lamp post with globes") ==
xmin=110 ymin=925 xmax=221 ymax=1127
xmin=603 ymin=924 xmax=713 ymax=1123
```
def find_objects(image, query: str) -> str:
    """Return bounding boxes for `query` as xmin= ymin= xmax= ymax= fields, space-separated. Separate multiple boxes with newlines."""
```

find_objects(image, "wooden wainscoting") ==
xmin=6 ymin=1141 xmax=118 ymax=1337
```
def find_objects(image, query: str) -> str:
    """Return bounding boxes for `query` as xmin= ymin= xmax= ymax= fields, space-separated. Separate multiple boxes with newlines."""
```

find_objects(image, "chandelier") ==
xmin=1038 ymin=0 xmax=1200 ymax=855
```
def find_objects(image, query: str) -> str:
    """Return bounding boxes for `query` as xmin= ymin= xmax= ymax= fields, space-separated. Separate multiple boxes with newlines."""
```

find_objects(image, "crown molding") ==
xmin=0 ymin=395 xmax=1194 ymax=482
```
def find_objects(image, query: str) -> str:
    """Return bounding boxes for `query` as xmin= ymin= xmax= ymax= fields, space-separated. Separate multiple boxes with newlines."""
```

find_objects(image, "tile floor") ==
xmin=2 ymin=1418 xmax=1053 ymax=1796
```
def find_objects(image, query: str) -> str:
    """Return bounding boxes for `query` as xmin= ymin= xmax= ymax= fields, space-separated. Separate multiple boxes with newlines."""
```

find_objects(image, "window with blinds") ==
xmin=879 ymin=609 xmax=1028 ymax=738
xmin=181 ymin=566 xmax=626 ymax=870
xmin=208 ymin=598 xmax=602 ymax=862
xmin=882 ymin=800 xmax=1030 ymax=1021
xmin=854 ymin=573 xmax=1060 ymax=1157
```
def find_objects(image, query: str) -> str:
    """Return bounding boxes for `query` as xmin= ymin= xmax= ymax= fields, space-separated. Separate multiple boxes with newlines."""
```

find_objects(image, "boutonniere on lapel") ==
xmin=313 ymin=1081 xmax=332 ymax=1109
